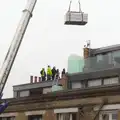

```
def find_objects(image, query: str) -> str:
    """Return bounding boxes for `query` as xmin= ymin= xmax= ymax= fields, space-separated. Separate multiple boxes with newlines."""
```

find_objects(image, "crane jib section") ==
xmin=0 ymin=0 xmax=37 ymax=114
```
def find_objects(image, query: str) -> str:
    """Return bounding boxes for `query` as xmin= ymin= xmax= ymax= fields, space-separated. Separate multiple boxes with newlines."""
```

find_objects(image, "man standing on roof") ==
xmin=40 ymin=68 xmax=46 ymax=81
xmin=56 ymin=69 xmax=60 ymax=80
xmin=61 ymin=68 xmax=66 ymax=78
xmin=52 ymin=67 xmax=57 ymax=80
xmin=47 ymin=65 xmax=52 ymax=80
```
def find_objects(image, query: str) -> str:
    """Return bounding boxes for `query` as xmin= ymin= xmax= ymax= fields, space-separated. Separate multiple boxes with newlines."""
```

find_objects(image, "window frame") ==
xmin=103 ymin=77 xmax=119 ymax=85
xmin=28 ymin=115 xmax=42 ymax=120
xmin=87 ymin=79 xmax=102 ymax=87
xmin=56 ymin=113 xmax=77 ymax=120
xmin=0 ymin=117 xmax=15 ymax=120
xmin=99 ymin=111 xmax=118 ymax=120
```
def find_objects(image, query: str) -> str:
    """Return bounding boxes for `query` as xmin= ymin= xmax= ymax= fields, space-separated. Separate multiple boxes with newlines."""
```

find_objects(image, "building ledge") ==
xmin=3 ymin=84 xmax=120 ymax=106
xmin=13 ymin=80 xmax=53 ymax=91
xmin=67 ymin=67 xmax=120 ymax=81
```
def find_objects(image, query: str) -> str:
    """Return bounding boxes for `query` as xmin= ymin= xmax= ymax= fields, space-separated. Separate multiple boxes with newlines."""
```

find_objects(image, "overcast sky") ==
xmin=0 ymin=0 xmax=120 ymax=98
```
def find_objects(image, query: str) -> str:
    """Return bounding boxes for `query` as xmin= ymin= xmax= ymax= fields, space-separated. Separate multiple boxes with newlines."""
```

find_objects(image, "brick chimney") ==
xmin=59 ymin=75 xmax=68 ymax=89
xmin=30 ymin=76 xmax=33 ymax=83
xmin=39 ymin=77 xmax=41 ymax=82
xmin=34 ymin=76 xmax=37 ymax=83
xmin=83 ymin=47 xmax=89 ymax=59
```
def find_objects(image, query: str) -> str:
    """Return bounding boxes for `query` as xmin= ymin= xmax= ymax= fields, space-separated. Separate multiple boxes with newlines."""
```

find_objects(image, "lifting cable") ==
xmin=78 ymin=0 xmax=83 ymax=22
xmin=68 ymin=0 xmax=83 ymax=22
xmin=68 ymin=0 xmax=72 ymax=22
xmin=78 ymin=0 xmax=82 ymax=13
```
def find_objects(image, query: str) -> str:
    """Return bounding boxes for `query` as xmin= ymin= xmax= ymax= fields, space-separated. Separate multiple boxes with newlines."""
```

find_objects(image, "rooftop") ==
xmin=68 ymin=67 xmax=120 ymax=81
xmin=13 ymin=80 xmax=53 ymax=91
xmin=92 ymin=44 xmax=120 ymax=55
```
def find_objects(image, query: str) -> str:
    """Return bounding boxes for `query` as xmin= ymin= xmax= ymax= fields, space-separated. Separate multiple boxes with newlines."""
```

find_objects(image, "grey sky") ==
xmin=0 ymin=0 xmax=120 ymax=98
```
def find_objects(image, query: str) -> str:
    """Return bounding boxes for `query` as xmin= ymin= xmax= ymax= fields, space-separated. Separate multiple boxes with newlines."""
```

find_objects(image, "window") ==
xmin=13 ymin=91 xmax=18 ymax=98
xmin=43 ymin=87 xmax=52 ymax=94
xmin=0 ymin=117 xmax=15 ymax=120
xmin=57 ymin=113 xmax=76 ymax=120
xmin=30 ymin=88 xmax=43 ymax=96
xmin=28 ymin=115 xmax=42 ymax=120
xmin=72 ymin=113 xmax=77 ymax=120
xmin=104 ymin=77 xmax=119 ymax=85
xmin=100 ymin=112 xmax=118 ymax=120
xmin=88 ymin=79 xmax=102 ymax=87
xmin=107 ymin=53 xmax=112 ymax=64
xmin=19 ymin=90 xmax=29 ymax=97
xmin=112 ymin=50 xmax=120 ymax=66
xmin=72 ymin=82 xmax=82 ymax=89
xmin=112 ymin=113 xmax=117 ymax=120
xmin=101 ymin=113 xmax=109 ymax=120
xmin=97 ymin=54 xmax=103 ymax=62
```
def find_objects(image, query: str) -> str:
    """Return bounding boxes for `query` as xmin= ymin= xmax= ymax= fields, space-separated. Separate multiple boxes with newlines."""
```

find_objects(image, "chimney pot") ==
xmin=30 ymin=76 xmax=33 ymax=83
xmin=34 ymin=76 xmax=37 ymax=83
xmin=83 ymin=48 xmax=89 ymax=59
xmin=39 ymin=77 xmax=41 ymax=82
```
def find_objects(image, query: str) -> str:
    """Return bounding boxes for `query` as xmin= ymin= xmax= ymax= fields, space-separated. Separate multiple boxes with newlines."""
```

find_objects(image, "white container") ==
xmin=65 ymin=11 xmax=88 ymax=25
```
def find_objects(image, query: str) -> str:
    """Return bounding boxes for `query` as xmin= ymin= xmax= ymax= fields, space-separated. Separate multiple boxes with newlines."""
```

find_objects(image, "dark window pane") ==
xmin=28 ymin=115 xmax=42 ymax=120
xmin=112 ymin=113 xmax=117 ymax=120
xmin=72 ymin=113 xmax=77 ymax=120
xmin=102 ymin=114 xmax=109 ymax=120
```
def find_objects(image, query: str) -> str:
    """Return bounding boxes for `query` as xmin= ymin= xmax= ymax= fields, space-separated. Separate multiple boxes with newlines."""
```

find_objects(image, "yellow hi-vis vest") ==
xmin=41 ymin=70 xmax=45 ymax=76
xmin=47 ymin=67 xmax=52 ymax=76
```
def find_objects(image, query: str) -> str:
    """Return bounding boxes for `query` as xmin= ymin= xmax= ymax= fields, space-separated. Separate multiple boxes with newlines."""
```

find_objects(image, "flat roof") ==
xmin=92 ymin=44 xmax=120 ymax=55
xmin=13 ymin=80 xmax=53 ymax=91
xmin=67 ymin=67 xmax=120 ymax=81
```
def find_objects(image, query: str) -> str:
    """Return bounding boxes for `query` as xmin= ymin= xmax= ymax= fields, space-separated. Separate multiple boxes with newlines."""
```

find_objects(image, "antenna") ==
xmin=84 ymin=40 xmax=91 ymax=48
xmin=86 ymin=40 xmax=91 ymax=48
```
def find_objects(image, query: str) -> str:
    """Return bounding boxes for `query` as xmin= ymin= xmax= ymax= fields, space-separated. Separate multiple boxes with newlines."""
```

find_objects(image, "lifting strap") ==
xmin=78 ymin=0 xmax=82 ymax=13
xmin=68 ymin=0 xmax=83 ymax=22
xmin=68 ymin=1 xmax=72 ymax=22
xmin=78 ymin=0 xmax=83 ymax=22
xmin=68 ymin=0 xmax=72 ymax=12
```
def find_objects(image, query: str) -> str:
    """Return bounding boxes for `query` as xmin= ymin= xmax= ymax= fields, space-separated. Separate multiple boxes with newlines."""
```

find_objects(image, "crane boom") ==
xmin=0 ymin=0 xmax=37 ymax=95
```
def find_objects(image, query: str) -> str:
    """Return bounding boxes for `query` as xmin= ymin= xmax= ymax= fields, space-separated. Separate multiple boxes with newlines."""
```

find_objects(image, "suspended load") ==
xmin=64 ymin=1 xmax=88 ymax=25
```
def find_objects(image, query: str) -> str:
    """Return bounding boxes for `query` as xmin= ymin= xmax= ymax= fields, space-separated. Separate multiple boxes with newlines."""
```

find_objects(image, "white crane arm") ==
xmin=0 ymin=0 xmax=37 ymax=95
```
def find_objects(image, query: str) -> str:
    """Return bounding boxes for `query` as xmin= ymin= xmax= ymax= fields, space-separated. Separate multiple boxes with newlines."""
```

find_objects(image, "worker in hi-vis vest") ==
xmin=40 ymin=68 xmax=46 ymax=81
xmin=47 ymin=65 xmax=52 ymax=80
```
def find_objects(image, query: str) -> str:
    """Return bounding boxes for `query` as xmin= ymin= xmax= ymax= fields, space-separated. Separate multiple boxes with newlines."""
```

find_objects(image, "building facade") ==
xmin=1 ymin=85 xmax=120 ymax=120
xmin=83 ymin=44 xmax=120 ymax=72
xmin=2 ymin=44 xmax=120 ymax=120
